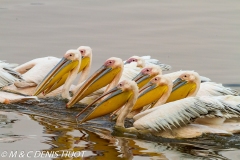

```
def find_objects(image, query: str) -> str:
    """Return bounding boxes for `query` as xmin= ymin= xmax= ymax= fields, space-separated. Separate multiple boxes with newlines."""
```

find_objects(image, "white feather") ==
xmin=14 ymin=57 xmax=60 ymax=85
xmin=197 ymin=82 xmax=239 ymax=97
xmin=0 ymin=60 xmax=23 ymax=88
xmin=140 ymin=56 xmax=172 ymax=71
xmin=133 ymin=95 xmax=240 ymax=131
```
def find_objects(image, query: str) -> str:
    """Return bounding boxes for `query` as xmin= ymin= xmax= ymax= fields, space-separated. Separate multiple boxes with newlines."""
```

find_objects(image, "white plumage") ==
xmin=197 ymin=82 xmax=239 ymax=97
xmin=139 ymin=56 xmax=171 ymax=71
xmin=14 ymin=56 xmax=60 ymax=87
xmin=133 ymin=95 xmax=240 ymax=132
xmin=0 ymin=60 xmax=23 ymax=88
xmin=0 ymin=60 xmax=40 ymax=103
xmin=121 ymin=62 xmax=143 ymax=81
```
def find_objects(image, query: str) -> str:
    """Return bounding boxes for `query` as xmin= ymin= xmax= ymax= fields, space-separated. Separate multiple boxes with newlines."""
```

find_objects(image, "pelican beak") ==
xmin=34 ymin=57 xmax=79 ymax=96
xmin=78 ymin=56 xmax=90 ymax=72
xmin=131 ymin=82 xmax=168 ymax=111
xmin=66 ymin=65 xmax=121 ymax=108
xmin=166 ymin=78 xmax=196 ymax=103
xmin=34 ymin=56 xmax=91 ymax=96
xmin=132 ymin=73 xmax=151 ymax=88
xmin=124 ymin=60 xmax=131 ymax=65
xmin=172 ymin=78 xmax=188 ymax=92
xmin=76 ymin=87 xmax=132 ymax=123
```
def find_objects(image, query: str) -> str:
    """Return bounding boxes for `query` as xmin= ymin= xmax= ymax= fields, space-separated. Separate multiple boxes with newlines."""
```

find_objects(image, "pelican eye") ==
xmin=69 ymin=54 xmax=72 ymax=57
xmin=154 ymin=78 xmax=158 ymax=81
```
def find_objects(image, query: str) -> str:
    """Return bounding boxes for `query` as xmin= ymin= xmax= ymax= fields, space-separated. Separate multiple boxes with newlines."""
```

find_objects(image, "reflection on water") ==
xmin=1 ymin=111 xmax=240 ymax=160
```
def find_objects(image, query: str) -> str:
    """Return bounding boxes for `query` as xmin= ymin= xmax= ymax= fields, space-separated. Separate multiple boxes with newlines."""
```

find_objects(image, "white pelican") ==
xmin=76 ymin=80 xmax=240 ymax=139
xmin=2 ymin=47 xmax=91 ymax=98
xmin=34 ymin=49 xmax=82 ymax=99
xmin=15 ymin=46 xmax=92 ymax=91
xmin=132 ymin=64 xmax=162 ymax=88
xmin=131 ymin=75 xmax=173 ymax=111
xmin=66 ymin=57 xmax=124 ymax=108
xmin=33 ymin=46 xmax=92 ymax=98
xmin=124 ymin=55 xmax=171 ymax=71
xmin=166 ymin=71 xmax=239 ymax=103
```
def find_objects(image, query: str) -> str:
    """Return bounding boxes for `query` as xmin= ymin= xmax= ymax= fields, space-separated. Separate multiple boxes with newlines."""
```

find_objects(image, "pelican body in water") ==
xmin=118 ymin=70 xmax=237 ymax=119
xmin=32 ymin=46 xmax=92 ymax=98
xmin=2 ymin=46 xmax=91 ymax=97
xmin=76 ymin=79 xmax=240 ymax=139
xmin=34 ymin=49 xmax=82 ymax=99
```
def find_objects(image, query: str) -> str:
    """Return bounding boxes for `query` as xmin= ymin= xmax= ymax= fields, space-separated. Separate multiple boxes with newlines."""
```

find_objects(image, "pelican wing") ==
xmin=141 ymin=56 xmax=172 ymax=71
xmin=133 ymin=95 xmax=240 ymax=131
xmin=197 ymin=82 xmax=239 ymax=97
xmin=121 ymin=62 xmax=142 ymax=81
xmin=0 ymin=61 xmax=23 ymax=88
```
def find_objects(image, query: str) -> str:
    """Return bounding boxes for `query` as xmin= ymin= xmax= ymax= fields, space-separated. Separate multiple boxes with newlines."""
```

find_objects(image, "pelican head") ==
xmin=77 ymin=46 xmax=92 ymax=67
xmin=124 ymin=56 xmax=145 ymax=68
xmin=77 ymin=46 xmax=92 ymax=84
xmin=77 ymin=80 xmax=138 ymax=126
xmin=166 ymin=71 xmax=201 ymax=103
xmin=66 ymin=57 xmax=123 ymax=108
xmin=78 ymin=46 xmax=92 ymax=58
xmin=132 ymin=64 xmax=162 ymax=88
xmin=34 ymin=49 xmax=81 ymax=96
xmin=132 ymin=75 xmax=173 ymax=111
